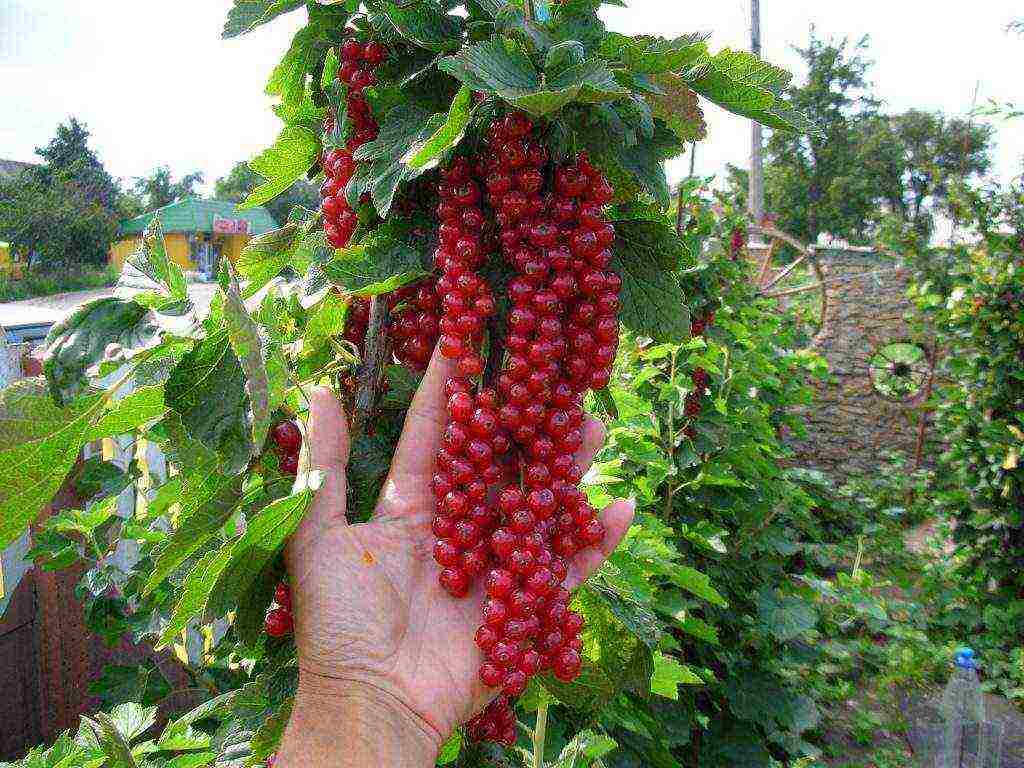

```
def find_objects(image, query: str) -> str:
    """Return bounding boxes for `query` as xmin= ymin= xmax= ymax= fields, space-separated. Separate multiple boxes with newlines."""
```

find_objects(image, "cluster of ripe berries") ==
xmin=466 ymin=695 xmax=517 ymax=746
xmin=320 ymin=38 xmax=387 ymax=249
xmin=342 ymin=278 xmax=442 ymax=371
xmin=264 ymin=582 xmax=294 ymax=638
xmin=270 ymin=419 xmax=302 ymax=476
xmin=683 ymin=312 xmax=716 ymax=430
xmin=428 ymin=113 xmax=620 ymax=739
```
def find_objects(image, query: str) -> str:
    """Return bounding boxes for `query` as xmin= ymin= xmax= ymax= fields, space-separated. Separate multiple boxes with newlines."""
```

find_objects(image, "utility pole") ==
xmin=748 ymin=0 xmax=765 ymax=244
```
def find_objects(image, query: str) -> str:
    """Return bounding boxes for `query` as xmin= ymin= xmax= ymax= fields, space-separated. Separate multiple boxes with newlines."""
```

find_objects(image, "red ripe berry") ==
xmin=440 ymin=567 xmax=470 ymax=597
xmin=265 ymin=607 xmax=293 ymax=638
xmin=274 ymin=583 xmax=292 ymax=611
xmin=480 ymin=663 xmax=504 ymax=687
xmin=363 ymin=41 xmax=386 ymax=64
xmin=271 ymin=421 xmax=301 ymax=454
xmin=280 ymin=453 xmax=299 ymax=476
xmin=553 ymin=649 xmax=582 ymax=681
xmin=486 ymin=568 xmax=516 ymax=599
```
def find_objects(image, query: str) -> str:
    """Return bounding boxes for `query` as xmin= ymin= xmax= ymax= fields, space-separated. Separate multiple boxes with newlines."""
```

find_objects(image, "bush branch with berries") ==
xmin=0 ymin=1 xmax=817 ymax=765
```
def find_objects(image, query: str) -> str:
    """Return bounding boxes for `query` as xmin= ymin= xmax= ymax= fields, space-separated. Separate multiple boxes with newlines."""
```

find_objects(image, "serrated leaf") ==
xmin=756 ymin=589 xmax=816 ymax=641
xmin=347 ymin=105 xmax=442 ymax=216
xmin=439 ymin=38 xmax=539 ymax=97
xmin=644 ymin=73 xmax=707 ymax=143
xmin=42 ymin=298 xmax=168 ymax=406
xmin=684 ymin=48 xmax=818 ymax=135
xmin=160 ymin=546 xmax=235 ymax=646
xmin=0 ymin=380 xmax=103 ymax=549
xmin=165 ymin=329 xmax=254 ymax=474
xmin=437 ymin=730 xmax=463 ymax=765
xmin=611 ymin=218 xmax=691 ymax=343
xmin=205 ymin=489 xmax=314 ymax=618
xmin=439 ymin=38 xmax=624 ymax=116
xmin=87 ymin=662 xmax=172 ymax=710
xmin=668 ymin=565 xmax=727 ymax=607
xmin=236 ymin=223 xmax=301 ymax=292
xmin=143 ymin=459 xmax=241 ymax=595
xmin=403 ymin=85 xmax=474 ymax=171
xmin=324 ymin=222 xmax=432 ymax=296
xmin=266 ymin=25 xmax=323 ymax=110
xmin=119 ymin=219 xmax=188 ymax=301
xmin=221 ymin=262 xmax=289 ymax=451
xmin=222 ymin=0 xmax=304 ymax=38
xmin=374 ymin=1 xmax=463 ymax=52
xmin=249 ymin=700 xmax=293 ymax=763
xmin=109 ymin=702 xmax=158 ymax=742
xmin=650 ymin=652 xmax=701 ymax=699
xmin=603 ymin=32 xmax=710 ymax=74
xmin=240 ymin=126 xmax=321 ymax=209
xmin=87 ymin=386 xmax=167 ymax=439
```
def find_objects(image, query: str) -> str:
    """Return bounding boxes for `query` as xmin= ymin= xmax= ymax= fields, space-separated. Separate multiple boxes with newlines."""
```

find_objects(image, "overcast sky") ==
xmin=1 ymin=0 xmax=1022 ymax=196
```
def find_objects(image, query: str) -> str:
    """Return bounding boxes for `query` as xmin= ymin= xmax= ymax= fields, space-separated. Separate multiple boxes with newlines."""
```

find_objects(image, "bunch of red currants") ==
xmin=320 ymin=37 xmax=386 ymax=250
xmin=427 ymin=113 xmax=621 ymax=739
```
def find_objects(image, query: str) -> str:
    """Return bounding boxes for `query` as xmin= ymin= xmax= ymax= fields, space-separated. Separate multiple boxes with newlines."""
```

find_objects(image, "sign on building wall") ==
xmin=212 ymin=216 xmax=251 ymax=235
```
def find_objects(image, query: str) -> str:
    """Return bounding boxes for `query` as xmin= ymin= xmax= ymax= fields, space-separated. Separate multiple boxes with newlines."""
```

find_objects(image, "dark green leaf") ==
xmin=222 ymin=0 xmax=304 ymax=39
xmin=205 ymin=489 xmax=314 ymax=618
xmin=403 ymin=85 xmax=474 ymax=171
xmin=324 ymin=221 xmax=433 ymax=296
xmin=373 ymin=1 xmax=463 ymax=52
xmin=0 ymin=380 xmax=103 ymax=549
xmin=221 ymin=262 xmax=289 ymax=451
xmin=164 ymin=329 xmax=254 ymax=474
xmin=42 ymin=298 xmax=168 ymax=405
xmin=611 ymin=218 xmax=691 ymax=342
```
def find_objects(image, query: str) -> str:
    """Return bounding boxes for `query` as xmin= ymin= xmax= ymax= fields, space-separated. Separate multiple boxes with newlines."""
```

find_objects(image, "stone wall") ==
xmin=787 ymin=247 xmax=933 ymax=481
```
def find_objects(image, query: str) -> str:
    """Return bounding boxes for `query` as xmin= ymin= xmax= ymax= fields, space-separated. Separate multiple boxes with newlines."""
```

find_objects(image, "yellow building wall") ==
xmin=109 ymin=233 xmax=250 ymax=271
xmin=218 ymin=234 xmax=249 ymax=265
xmin=0 ymin=242 xmax=26 ymax=278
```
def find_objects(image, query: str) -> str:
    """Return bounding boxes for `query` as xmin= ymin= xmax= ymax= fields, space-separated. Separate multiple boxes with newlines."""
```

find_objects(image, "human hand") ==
xmin=277 ymin=347 xmax=635 ymax=766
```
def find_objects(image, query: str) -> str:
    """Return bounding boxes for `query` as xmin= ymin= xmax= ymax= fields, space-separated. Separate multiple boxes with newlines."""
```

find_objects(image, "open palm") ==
xmin=284 ymin=347 xmax=635 ymax=743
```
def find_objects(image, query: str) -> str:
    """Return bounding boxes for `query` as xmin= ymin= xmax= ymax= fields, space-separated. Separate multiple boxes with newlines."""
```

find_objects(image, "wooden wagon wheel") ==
xmin=749 ymin=224 xmax=829 ymax=347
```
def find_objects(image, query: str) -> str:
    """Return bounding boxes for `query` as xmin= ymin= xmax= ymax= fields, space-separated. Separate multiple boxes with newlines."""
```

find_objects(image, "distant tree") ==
xmin=0 ymin=118 xmax=122 ymax=268
xmin=129 ymin=166 xmax=205 ymax=211
xmin=760 ymin=32 xmax=880 ymax=245
xmin=214 ymin=162 xmax=319 ymax=226
xmin=731 ymin=32 xmax=993 ymax=245
xmin=860 ymin=110 xmax=992 ymax=237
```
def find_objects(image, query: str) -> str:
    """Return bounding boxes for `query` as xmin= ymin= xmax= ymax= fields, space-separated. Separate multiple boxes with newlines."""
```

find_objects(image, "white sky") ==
xmin=1 ymin=0 xmax=1022 ymax=196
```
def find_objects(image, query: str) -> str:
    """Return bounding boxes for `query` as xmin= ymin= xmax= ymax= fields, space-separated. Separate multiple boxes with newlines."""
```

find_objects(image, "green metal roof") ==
xmin=118 ymin=197 xmax=277 ymax=237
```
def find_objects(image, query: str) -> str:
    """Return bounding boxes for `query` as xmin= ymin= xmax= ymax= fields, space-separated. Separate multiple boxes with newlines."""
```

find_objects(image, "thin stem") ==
xmin=353 ymin=295 xmax=390 ymax=434
xmin=532 ymin=700 xmax=549 ymax=768
xmin=675 ymin=184 xmax=686 ymax=235
xmin=663 ymin=350 xmax=678 ymax=517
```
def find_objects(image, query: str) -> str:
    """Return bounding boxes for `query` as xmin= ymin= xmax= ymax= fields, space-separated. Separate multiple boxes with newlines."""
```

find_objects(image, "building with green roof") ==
xmin=110 ymin=198 xmax=277 ymax=280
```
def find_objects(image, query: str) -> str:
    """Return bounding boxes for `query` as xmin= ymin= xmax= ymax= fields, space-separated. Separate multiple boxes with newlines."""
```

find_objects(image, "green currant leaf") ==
xmin=649 ymin=652 xmax=701 ymax=700
xmin=0 ymin=380 xmax=105 ymax=549
xmin=220 ymin=261 xmax=289 ymax=452
xmin=164 ymin=329 xmax=255 ymax=474
xmin=403 ymin=85 xmax=475 ymax=171
xmin=239 ymin=126 xmax=321 ymax=209
xmin=324 ymin=220 xmax=433 ymax=296
xmin=42 ymin=298 xmax=173 ymax=406
xmin=222 ymin=0 xmax=304 ymax=39
xmin=371 ymin=0 xmax=464 ymax=52
xmin=203 ymin=488 xmax=315 ymax=619
xmin=611 ymin=218 xmax=691 ymax=343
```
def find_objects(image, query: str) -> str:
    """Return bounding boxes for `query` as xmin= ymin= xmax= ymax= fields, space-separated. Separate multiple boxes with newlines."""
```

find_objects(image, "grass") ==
xmin=0 ymin=264 xmax=117 ymax=301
